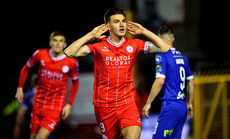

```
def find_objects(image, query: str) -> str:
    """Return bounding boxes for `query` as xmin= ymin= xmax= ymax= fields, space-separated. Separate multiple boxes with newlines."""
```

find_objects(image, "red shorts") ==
xmin=94 ymin=102 xmax=141 ymax=139
xmin=30 ymin=108 xmax=61 ymax=133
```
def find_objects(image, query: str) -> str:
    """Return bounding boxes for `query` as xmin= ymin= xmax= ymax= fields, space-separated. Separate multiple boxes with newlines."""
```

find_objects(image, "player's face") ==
xmin=49 ymin=36 xmax=66 ymax=54
xmin=108 ymin=14 xmax=126 ymax=37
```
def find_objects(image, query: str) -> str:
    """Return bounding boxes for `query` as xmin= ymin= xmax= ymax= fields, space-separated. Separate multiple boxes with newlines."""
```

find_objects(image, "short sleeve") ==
xmin=86 ymin=43 xmax=95 ymax=55
xmin=132 ymin=39 xmax=148 ymax=54
xmin=155 ymin=54 xmax=166 ymax=78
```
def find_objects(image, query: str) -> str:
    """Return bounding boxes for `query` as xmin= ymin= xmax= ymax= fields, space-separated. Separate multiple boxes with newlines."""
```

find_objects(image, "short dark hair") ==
xmin=104 ymin=8 xmax=126 ymax=24
xmin=158 ymin=25 xmax=174 ymax=36
xmin=50 ymin=31 xmax=66 ymax=40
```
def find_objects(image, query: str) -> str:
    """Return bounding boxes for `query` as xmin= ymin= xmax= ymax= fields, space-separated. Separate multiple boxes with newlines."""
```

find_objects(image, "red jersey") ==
xmin=87 ymin=37 xmax=148 ymax=107
xmin=26 ymin=48 xmax=79 ymax=111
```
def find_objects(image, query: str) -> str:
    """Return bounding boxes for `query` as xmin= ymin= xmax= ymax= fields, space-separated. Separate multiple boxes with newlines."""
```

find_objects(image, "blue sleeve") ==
xmin=155 ymin=54 xmax=166 ymax=78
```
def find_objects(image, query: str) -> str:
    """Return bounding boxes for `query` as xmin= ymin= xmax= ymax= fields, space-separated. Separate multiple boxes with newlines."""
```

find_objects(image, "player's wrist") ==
xmin=141 ymin=27 xmax=149 ymax=35
xmin=17 ymin=87 xmax=23 ymax=91
xmin=145 ymin=101 xmax=152 ymax=106
xmin=88 ymin=31 xmax=96 ymax=39
xmin=66 ymin=103 xmax=72 ymax=107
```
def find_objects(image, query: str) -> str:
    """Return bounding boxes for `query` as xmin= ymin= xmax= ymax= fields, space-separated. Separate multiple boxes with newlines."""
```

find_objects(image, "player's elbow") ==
xmin=64 ymin=49 xmax=74 ymax=58
xmin=156 ymin=78 xmax=165 ymax=87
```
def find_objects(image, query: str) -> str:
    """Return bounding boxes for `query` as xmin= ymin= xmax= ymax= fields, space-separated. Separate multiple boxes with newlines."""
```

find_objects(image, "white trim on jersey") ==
xmin=107 ymin=37 xmax=125 ymax=47
xmin=186 ymin=75 xmax=194 ymax=80
xmin=144 ymin=41 xmax=148 ymax=54
xmin=71 ymin=76 xmax=79 ymax=80
xmin=49 ymin=49 xmax=66 ymax=61
xmin=27 ymin=61 xmax=32 ymax=68
xmin=156 ymin=73 xmax=166 ymax=78
xmin=86 ymin=45 xmax=91 ymax=54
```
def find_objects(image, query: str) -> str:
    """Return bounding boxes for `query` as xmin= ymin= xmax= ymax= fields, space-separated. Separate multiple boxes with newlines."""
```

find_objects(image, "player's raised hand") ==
xmin=15 ymin=88 xmax=24 ymax=104
xmin=91 ymin=24 xmax=108 ymax=39
xmin=127 ymin=21 xmax=146 ymax=35
xmin=142 ymin=103 xmax=151 ymax=119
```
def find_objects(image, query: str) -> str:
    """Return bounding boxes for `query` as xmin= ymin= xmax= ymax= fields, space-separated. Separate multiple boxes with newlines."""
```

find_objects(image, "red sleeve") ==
xmin=86 ymin=39 xmax=103 ymax=55
xmin=67 ymin=79 xmax=79 ymax=105
xmin=133 ymin=39 xmax=148 ymax=54
xmin=17 ymin=50 xmax=40 ymax=88
xmin=86 ymin=43 xmax=95 ymax=55
xmin=70 ymin=60 xmax=79 ymax=80
xmin=27 ymin=50 xmax=40 ymax=68
xmin=17 ymin=64 xmax=30 ymax=88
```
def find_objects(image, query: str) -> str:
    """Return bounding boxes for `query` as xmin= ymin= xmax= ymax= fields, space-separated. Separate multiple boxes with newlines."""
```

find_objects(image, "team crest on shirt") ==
xmin=126 ymin=46 xmax=133 ymax=53
xmin=62 ymin=65 xmax=69 ymax=73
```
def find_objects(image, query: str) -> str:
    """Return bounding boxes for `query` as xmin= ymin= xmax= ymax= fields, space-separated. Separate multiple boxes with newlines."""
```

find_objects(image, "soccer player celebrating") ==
xmin=142 ymin=25 xmax=195 ymax=139
xmin=15 ymin=31 xmax=80 ymax=139
xmin=64 ymin=8 xmax=170 ymax=139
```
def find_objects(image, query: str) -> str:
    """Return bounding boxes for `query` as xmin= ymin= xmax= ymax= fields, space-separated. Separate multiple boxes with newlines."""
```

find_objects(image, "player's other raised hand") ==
xmin=127 ymin=21 xmax=145 ymax=36
xmin=91 ymin=24 xmax=108 ymax=39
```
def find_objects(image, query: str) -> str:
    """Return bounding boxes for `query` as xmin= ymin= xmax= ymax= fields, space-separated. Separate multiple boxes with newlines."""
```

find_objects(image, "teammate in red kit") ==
xmin=15 ymin=31 xmax=79 ymax=139
xmin=64 ymin=8 xmax=170 ymax=139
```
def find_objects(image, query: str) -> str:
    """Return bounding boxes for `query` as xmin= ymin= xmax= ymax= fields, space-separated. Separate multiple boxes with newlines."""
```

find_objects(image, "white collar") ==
xmin=49 ymin=49 xmax=66 ymax=61
xmin=107 ymin=37 xmax=125 ymax=47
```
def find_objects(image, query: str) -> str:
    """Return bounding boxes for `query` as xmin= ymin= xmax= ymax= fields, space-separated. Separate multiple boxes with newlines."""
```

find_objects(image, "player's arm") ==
xmin=127 ymin=21 xmax=170 ymax=53
xmin=64 ymin=24 xmax=108 ymax=57
xmin=62 ymin=79 xmax=79 ymax=120
xmin=186 ymin=78 xmax=195 ymax=120
xmin=15 ymin=64 xmax=30 ymax=104
xmin=142 ymin=77 xmax=165 ymax=118
xmin=16 ymin=50 xmax=39 ymax=104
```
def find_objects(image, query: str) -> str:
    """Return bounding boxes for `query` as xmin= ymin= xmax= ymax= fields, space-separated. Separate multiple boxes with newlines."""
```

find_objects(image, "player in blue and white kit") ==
xmin=142 ymin=25 xmax=195 ymax=139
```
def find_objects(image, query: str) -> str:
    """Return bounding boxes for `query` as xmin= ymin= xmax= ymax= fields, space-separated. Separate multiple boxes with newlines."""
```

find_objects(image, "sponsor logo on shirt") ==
xmin=105 ymin=56 xmax=131 ymax=66
xmin=102 ymin=46 xmax=109 ymax=52
xmin=156 ymin=64 xmax=162 ymax=72
xmin=41 ymin=69 xmax=64 ymax=80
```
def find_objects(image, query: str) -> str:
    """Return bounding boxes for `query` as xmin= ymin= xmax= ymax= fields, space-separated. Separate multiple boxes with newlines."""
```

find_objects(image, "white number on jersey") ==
xmin=177 ymin=66 xmax=185 ymax=99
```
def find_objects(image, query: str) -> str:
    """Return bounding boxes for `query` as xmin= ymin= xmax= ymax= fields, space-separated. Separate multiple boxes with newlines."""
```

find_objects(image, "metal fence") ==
xmin=194 ymin=72 xmax=230 ymax=139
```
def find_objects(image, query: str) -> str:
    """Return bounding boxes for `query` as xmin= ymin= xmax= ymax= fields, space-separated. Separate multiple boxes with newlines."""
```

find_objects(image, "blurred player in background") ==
xmin=142 ymin=25 xmax=195 ymax=139
xmin=64 ymin=8 xmax=170 ymax=139
xmin=15 ymin=31 xmax=80 ymax=139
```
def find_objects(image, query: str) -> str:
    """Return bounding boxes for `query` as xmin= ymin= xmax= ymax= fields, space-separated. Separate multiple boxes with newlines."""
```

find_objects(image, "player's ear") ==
xmin=172 ymin=37 xmax=175 ymax=43
xmin=63 ymin=42 xmax=67 ymax=48
xmin=107 ymin=23 xmax=111 ymax=31
xmin=49 ymin=41 xmax=52 ymax=48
